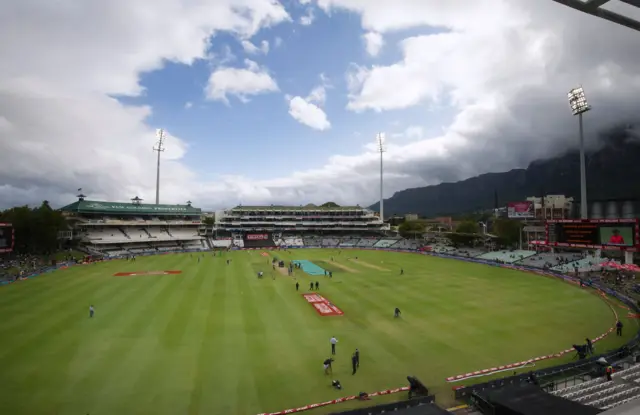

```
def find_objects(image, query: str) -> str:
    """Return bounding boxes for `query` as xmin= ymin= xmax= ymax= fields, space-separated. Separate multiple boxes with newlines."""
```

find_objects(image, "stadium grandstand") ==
xmin=60 ymin=195 xmax=208 ymax=257
xmin=214 ymin=204 xmax=389 ymax=248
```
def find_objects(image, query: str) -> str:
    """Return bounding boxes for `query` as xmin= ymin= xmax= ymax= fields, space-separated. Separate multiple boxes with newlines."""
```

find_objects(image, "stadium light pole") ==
xmin=153 ymin=129 xmax=166 ymax=205
xmin=376 ymin=133 xmax=386 ymax=223
xmin=567 ymin=87 xmax=590 ymax=219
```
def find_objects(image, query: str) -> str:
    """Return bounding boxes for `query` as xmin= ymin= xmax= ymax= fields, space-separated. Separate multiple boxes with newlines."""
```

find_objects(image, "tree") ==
xmin=446 ymin=233 xmax=477 ymax=247
xmin=398 ymin=220 xmax=425 ymax=238
xmin=320 ymin=202 xmax=340 ymax=208
xmin=455 ymin=221 xmax=479 ymax=234
xmin=0 ymin=201 xmax=68 ymax=254
xmin=202 ymin=216 xmax=215 ymax=226
xmin=492 ymin=218 xmax=523 ymax=247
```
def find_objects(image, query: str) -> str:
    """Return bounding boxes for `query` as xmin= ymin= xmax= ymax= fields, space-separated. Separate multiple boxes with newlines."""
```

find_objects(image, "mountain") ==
xmin=370 ymin=132 xmax=640 ymax=218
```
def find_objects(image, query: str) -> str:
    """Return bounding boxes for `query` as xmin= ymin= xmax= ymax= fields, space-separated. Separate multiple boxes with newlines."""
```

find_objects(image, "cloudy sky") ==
xmin=1 ymin=0 xmax=640 ymax=210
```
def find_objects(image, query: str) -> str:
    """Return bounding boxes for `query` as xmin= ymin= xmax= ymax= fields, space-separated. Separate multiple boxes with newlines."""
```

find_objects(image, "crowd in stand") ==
xmin=0 ymin=252 xmax=81 ymax=283
xmin=0 ymin=254 xmax=47 ymax=282
xmin=587 ymin=268 xmax=639 ymax=304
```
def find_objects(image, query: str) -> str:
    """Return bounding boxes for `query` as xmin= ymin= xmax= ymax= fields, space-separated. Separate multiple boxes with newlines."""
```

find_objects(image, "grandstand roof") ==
xmin=231 ymin=205 xmax=364 ymax=211
xmin=60 ymin=200 xmax=201 ymax=215
xmin=552 ymin=0 xmax=640 ymax=32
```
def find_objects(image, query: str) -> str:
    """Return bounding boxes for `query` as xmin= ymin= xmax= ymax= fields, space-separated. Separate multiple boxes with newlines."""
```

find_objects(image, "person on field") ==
xmin=89 ymin=305 xmax=94 ymax=318
xmin=351 ymin=353 xmax=358 ymax=375
xmin=616 ymin=320 xmax=623 ymax=336
xmin=296 ymin=282 xmax=299 ymax=291
xmin=324 ymin=358 xmax=334 ymax=374
xmin=315 ymin=281 xmax=319 ymax=290
xmin=354 ymin=348 xmax=360 ymax=368
xmin=400 ymin=268 xmax=404 ymax=275
xmin=310 ymin=282 xmax=314 ymax=290
xmin=330 ymin=336 xmax=338 ymax=355
xmin=586 ymin=338 xmax=594 ymax=355
xmin=394 ymin=307 xmax=401 ymax=318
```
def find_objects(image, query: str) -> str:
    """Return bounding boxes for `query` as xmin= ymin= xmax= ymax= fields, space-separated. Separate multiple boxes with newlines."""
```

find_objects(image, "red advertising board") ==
xmin=246 ymin=234 xmax=269 ymax=241
xmin=507 ymin=201 xmax=534 ymax=219
xmin=0 ymin=223 xmax=14 ymax=254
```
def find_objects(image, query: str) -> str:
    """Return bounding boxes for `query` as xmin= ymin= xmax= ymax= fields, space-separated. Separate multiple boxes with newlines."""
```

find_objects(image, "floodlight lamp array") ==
xmin=154 ymin=128 xmax=166 ymax=151
xmin=568 ymin=87 xmax=591 ymax=116
xmin=376 ymin=132 xmax=386 ymax=152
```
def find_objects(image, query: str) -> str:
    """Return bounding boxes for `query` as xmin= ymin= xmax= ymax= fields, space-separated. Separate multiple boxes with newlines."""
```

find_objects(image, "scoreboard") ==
xmin=546 ymin=219 xmax=639 ymax=250
xmin=0 ymin=223 xmax=14 ymax=253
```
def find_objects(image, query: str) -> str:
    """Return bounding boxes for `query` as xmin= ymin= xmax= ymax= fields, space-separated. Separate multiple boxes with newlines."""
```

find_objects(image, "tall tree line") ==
xmin=0 ymin=201 xmax=68 ymax=254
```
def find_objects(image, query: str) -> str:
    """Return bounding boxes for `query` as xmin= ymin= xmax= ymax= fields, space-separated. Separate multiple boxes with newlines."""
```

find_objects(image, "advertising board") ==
xmin=546 ymin=219 xmax=639 ymax=250
xmin=507 ymin=201 xmax=534 ymax=219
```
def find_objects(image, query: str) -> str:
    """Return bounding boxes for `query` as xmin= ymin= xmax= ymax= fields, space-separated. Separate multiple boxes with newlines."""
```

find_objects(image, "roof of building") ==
xmin=231 ymin=204 xmax=365 ymax=211
xmin=60 ymin=200 xmax=201 ymax=215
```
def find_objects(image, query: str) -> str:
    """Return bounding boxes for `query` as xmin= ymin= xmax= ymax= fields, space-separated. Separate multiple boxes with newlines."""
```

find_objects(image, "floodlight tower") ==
xmin=153 ymin=129 xmax=166 ymax=205
xmin=376 ymin=133 xmax=386 ymax=222
xmin=567 ymin=87 xmax=590 ymax=219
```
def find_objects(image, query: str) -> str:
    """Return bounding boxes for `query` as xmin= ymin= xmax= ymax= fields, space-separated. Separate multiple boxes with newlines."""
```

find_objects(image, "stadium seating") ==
xmin=451 ymin=248 xmax=485 ymax=258
xmin=211 ymin=239 xmax=232 ymax=248
xmin=303 ymin=236 xmax=322 ymax=247
xmin=84 ymin=229 xmax=125 ymax=243
xmin=392 ymin=239 xmax=421 ymax=250
xmin=477 ymin=250 xmax=536 ymax=263
xmin=321 ymin=238 xmax=340 ymax=247
xmin=373 ymin=239 xmax=400 ymax=248
xmin=355 ymin=238 xmax=378 ymax=247
xmin=182 ymin=240 xmax=205 ymax=250
xmin=428 ymin=244 xmax=456 ymax=254
xmin=615 ymin=364 xmax=640 ymax=383
xmin=126 ymin=229 xmax=148 ymax=240
xmin=517 ymin=252 xmax=583 ymax=269
xmin=282 ymin=237 xmax=304 ymax=247
xmin=170 ymin=228 xmax=201 ymax=240
xmin=552 ymin=367 xmax=640 ymax=410
xmin=338 ymin=238 xmax=360 ymax=247
xmin=551 ymin=256 xmax=601 ymax=273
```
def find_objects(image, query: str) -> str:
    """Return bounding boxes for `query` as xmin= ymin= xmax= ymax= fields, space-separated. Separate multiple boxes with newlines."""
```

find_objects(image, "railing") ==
xmin=80 ymin=220 xmax=201 ymax=226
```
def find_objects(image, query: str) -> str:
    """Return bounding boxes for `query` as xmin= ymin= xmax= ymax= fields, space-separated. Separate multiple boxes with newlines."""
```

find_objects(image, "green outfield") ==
xmin=0 ymin=249 xmax=636 ymax=415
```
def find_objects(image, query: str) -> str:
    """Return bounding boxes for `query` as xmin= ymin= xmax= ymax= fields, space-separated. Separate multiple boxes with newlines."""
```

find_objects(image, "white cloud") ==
xmin=3 ymin=0 xmax=640 ymax=213
xmin=261 ymin=40 xmax=270 ymax=54
xmin=298 ymin=0 xmax=312 ymax=4
xmin=286 ymin=75 xmax=331 ymax=130
xmin=300 ymin=9 xmax=315 ymax=26
xmin=307 ymin=85 xmax=326 ymax=106
xmin=274 ymin=36 xmax=283 ymax=48
xmin=288 ymin=96 xmax=331 ymax=131
xmin=0 ymin=0 xmax=289 ymax=208
xmin=184 ymin=101 xmax=193 ymax=109
xmin=362 ymin=32 xmax=383 ymax=56
xmin=205 ymin=59 xmax=279 ymax=103
xmin=391 ymin=126 xmax=423 ymax=141
xmin=241 ymin=39 xmax=270 ymax=54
